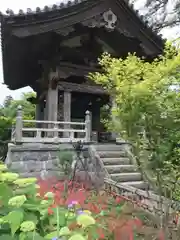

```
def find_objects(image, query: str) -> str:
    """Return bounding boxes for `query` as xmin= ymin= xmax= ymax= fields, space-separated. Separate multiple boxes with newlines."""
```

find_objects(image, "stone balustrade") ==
xmin=12 ymin=106 xmax=91 ymax=144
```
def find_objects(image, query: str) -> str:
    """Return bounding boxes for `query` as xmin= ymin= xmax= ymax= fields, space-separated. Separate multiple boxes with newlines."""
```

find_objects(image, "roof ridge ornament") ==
xmin=103 ymin=9 xmax=117 ymax=31
xmin=82 ymin=9 xmax=117 ymax=31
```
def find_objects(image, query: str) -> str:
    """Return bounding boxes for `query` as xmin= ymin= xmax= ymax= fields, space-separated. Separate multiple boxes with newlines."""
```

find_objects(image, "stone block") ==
xmin=6 ymin=143 xmax=105 ymax=190
xmin=19 ymin=171 xmax=65 ymax=179
xmin=10 ymin=160 xmax=59 ymax=173
xmin=74 ymin=171 xmax=105 ymax=190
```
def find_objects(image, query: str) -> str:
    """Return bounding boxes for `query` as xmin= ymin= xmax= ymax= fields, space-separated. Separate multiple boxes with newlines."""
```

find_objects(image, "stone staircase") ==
xmin=94 ymin=143 xmax=149 ymax=190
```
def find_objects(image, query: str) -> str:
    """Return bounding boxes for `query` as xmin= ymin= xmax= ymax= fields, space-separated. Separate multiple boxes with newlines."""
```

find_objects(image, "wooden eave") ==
xmin=1 ymin=0 xmax=164 ymax=47
xmin=0 ymin=0 xmax=165 ymax=90
xmin=58 ymin=81 xmax=107 ymax=95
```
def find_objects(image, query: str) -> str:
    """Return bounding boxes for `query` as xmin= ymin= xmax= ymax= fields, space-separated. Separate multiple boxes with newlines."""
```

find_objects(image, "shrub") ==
xmin=0 ymin=163 xmax=176 ymax=239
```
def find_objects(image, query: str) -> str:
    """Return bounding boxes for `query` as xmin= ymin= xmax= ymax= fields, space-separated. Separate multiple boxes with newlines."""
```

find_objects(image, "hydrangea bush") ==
xmin=0 ymin=163 xmax=171 ymax=239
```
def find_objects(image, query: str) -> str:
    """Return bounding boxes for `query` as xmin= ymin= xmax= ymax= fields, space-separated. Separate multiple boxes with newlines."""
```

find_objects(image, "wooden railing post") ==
xmin=15 ymin=105 xmax=23 ymax=143
xmin=85 ymin=110 xmax=91 ymax=142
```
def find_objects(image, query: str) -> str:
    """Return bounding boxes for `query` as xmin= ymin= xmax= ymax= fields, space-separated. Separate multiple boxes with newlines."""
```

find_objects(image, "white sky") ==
xmin=0 ymin=0 xmax=179 ymax=104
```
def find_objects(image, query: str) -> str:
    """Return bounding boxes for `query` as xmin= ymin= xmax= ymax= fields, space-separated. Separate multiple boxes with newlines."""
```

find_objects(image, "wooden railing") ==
xmin=12 ymin=106 xmax=91 ymax=144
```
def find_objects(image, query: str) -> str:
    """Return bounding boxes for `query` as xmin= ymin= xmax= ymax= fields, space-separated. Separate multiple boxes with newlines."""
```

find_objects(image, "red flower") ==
xmin=132 ymin=217 xmax=143 ymax=227
xmin=97 ymin=228 xmax=105 ymax=239
xmin=158 ymin=230 xmax=165 ymax=240
xmin=115 ymin=196 xmax=122 ymax=204
xmin=47 ymin=207 xmax=53 ymax=215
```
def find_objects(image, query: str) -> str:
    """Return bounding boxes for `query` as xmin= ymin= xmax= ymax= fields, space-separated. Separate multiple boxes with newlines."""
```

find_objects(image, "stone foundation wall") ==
xmin=6 ymin=143 xmax=75 ymax=179
xmin=5 ymin=143 xmax=106 ymax=189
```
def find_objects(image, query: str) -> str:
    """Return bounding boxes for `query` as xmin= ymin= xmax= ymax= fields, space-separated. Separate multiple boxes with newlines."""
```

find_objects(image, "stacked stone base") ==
xmin=5 ymin=143 xmax=105 ymax=191
xmin=5 ymin=143 xmax=74 ymax=179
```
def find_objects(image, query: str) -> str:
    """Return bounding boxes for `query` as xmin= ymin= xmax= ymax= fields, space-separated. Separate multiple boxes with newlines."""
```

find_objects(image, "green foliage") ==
xmin=0 ymin=93 xmax=36 ymax=120
xmin=90 ymin=42 xmax=180 ymax=199
xmin=0 ymin=92 xmax=35 ymax=160
xmin=0 ymin=163 xmax=106 ymax=240
xmin=58 ymin=151 xmax=74 ymax=176
xmin=0 ymin=164 xmax=51 ymax=239
xmin=136 ymin=0 xmax=180 ymax=31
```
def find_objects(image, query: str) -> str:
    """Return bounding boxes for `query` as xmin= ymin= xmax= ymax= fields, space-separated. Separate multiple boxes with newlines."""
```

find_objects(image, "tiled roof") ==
xmin=1 ymin=0 xmax=88 ymax=17
xmin=0 ymin=0 xmax=164 ymax=42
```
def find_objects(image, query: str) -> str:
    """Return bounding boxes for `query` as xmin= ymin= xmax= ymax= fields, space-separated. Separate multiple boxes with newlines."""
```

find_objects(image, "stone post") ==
xmin=85 ymin=110 xmax=91 ymax=142
xmin=63 ymin=91 xmax=71 ymax=138
xmin=15 ymin=105 xmax=23 ymax=143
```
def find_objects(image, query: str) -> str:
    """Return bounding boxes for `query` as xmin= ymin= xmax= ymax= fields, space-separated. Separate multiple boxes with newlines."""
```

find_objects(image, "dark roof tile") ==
xmin=2 ymin=0 xmax=87 ymax=17
xmin=0 ymin=0 xmax=165 ymax=44
xmin=18 ymin=9 xmax=24 ymax=15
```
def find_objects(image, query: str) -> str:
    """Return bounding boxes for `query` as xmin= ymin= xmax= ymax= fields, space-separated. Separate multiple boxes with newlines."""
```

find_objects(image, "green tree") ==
xmin=0 ymin=92 xmax=36 ymax=119
xmin=90 ymin=42 xmax=180 ymax=199
xmin=135 ymin=0 xmax=180 ymax=31
xmin=3 ymin=95 xmax=13 ymax=108
xmin=0 ymin=92 xmax=36 ymax=160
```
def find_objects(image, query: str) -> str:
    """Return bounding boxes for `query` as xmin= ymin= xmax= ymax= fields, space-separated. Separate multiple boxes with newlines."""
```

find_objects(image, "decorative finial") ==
xmin=17 ymin=105 xmax=22 ymax=110
xmin=27 ymin=8 xmax=32 ymax=14
xmin=19 ymin=9 xmax=24 ymax=15
xmin=44 ymin=6 xmax=49 ymax=12
xmin=67 ymin=1 xmax=72 ymax=6
xmin=85 ymin=110 xmax=90 ymax=115
xmin=36 ymin=7 xmax=41 ymax=13
xmin=59 ymin=2 xmax=65 ymax=8
xmin=52 ymin=4 xmax=58 ymax=10
xmin=6 ymin=8 xmax=14 ymax=15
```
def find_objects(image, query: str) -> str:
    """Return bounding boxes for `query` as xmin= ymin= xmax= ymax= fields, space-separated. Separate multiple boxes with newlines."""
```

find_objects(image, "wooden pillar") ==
xmin=44 ymin=98 xmax=48 ymax=121
xmin=35 ymin=101 xmax=44 ymax=128
xmin=63 ymin=91 xmax=71 ymax=138
xmin=43 ymin=68 xmax=59 ymax=123
xmin=46 ymin=83 xmax=58 ymax=122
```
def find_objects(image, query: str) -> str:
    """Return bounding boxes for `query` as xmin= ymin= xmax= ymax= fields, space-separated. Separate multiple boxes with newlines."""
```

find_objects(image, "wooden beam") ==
xmin=57 ymin=62 xmax=101 ymax=79
xmin=58 ymin=81 xmax=107 ymax=95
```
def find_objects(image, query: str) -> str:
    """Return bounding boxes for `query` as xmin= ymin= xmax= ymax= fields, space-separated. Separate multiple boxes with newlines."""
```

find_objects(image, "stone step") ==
xmin=105 ymin=165 xmax=138 ymax=174
xmin=95 ymin=144 xmax=124 ymax=152
xmin=121 ymin=181 xmax=149 ymax=190
xmin=110 ymin=172 xmax=142 ymax=182
xmin=98 ymin=151 xmax=127 ymax=158
xmin=102 ymin=157 xmax=130 ymax=165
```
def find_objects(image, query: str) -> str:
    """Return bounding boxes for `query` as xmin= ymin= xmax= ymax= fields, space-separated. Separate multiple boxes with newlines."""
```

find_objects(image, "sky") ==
xmin=0 ymin=0 xmax=179 ymax=104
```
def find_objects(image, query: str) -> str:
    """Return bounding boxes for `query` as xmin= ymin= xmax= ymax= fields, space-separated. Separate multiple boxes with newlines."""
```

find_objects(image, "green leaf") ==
xmin=23 ymin=203 xmax=40 ymax=212
xmin=49 ymin=208 xmax=67 ymax=227
xmin=58 ymin=214 xmax=66 ymax=226
xmin=69 ymin=234 xmax=86 ymax=240
xmin=27 ymin=232 xmax=45 ymax=240
xmin=14 ymin=184 xmax=37 ymax=195
xmin=24 ymin=212 xmax=38 ymax=225
xmin=44 ymin=231 xmax=57 ymax=239
xmin=87 ymin=225 xmax=100 ymax=240
xmin=40 ymin=209 xmax=49 ymax=221
xmin=19 ymin=232 xmax=27 ymax=240
xmin=3 ymin=210 xmax=24 ymax=236
xmin=0 ymin=234 xmax=15 ymax=240
xmin=0 ymin=206 xmax=11 ymax=216
xmin=0 ymin=183 xmax=13 ymax=206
